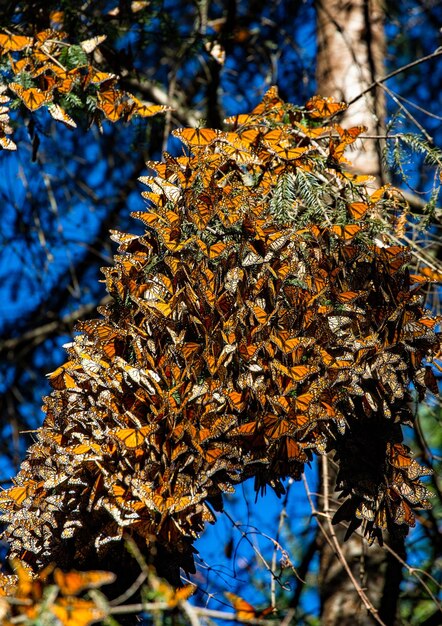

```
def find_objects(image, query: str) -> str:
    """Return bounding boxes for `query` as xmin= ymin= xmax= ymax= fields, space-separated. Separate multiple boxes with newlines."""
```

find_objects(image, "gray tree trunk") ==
xmin=316 ymin=0 xmax=385 ymax=181
xmin=315 ymin=2 xmax=403 ymax=625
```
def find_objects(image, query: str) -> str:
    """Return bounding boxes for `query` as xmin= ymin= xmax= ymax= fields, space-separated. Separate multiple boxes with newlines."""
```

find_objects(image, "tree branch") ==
xmin=348 ymin=49 xmax=442 ymax=109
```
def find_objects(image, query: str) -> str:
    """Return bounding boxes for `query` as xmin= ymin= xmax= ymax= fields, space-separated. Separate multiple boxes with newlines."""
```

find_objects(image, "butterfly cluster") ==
xmin=0 ymin=29 xmax=169 ymax=149
xmin=0 ymin=559 xmax=115 ymax=626
xmin=0 ymin=89 xmax=440 ymax=585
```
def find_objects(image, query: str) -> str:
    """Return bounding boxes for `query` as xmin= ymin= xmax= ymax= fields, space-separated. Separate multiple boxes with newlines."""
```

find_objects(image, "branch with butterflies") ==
xmin=0 ymin=87 xmax=440 ymax=624
xmin=0 ymin=28 xmax=170 ymax=150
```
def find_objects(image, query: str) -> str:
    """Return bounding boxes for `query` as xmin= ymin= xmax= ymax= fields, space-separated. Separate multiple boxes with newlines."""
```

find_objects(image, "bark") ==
xmin=315 ymin=2 xmax=403 ymax=625
xmin=316 ymin=0 xmax=386 ymax=181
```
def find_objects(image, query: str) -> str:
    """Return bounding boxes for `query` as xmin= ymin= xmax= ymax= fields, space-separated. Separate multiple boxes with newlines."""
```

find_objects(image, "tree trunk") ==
xmin=315 ymin=2 xmax=404 ymax=625
xmin=316 ymin=0 xmax=385 ymax=181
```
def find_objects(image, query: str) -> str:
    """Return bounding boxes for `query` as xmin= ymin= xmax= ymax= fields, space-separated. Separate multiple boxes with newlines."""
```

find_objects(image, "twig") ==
xmin=348 ymin=49 xmax=442 ymax=107
xmin=223 ymin=508 xmax=284 ymax=588
xmin=304 ymin=461 xmax=387 ymax=626
xmin=0 ymin=296 xmax=111 ymax=353
xmin=181 ymin=599 xmax=202 ymax=626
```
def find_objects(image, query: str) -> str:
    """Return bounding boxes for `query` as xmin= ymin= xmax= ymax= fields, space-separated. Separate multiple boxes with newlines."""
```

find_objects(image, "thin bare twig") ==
xmin=348 ymin=49 xmax=442 ymax=107
xmin=304 ymin=461 xmax=387 ymax=626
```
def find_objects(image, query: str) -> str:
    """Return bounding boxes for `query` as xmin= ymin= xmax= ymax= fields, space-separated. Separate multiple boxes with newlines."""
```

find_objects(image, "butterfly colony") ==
xmin=0 ymin=87 xmax=441 ymax=597
xmin=0 ymin=29 xmax=169 ymax=149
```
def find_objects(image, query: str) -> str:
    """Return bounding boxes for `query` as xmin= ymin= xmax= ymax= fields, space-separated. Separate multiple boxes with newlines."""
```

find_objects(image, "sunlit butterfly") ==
xmin=196 ymin=238 xmax=230 ymax=259
xmin=172 ymin=127 xmax=221 ymax=147
xmin=9 ymin=83 xmax=53 ymax=111
xmin=54 ymin=569 xmax=116 ymax=596
xmin=47 ymin=362 xmax=78 ymax=389
xmin=294 ymin=122 xmax=332 ymax=138
xmin=50 ymin=597 xmax=106 ymax=626
xmin=251 ymin=85 xmax=284 ymax=115
xmin=284 ymin=437 xmax=308 ymax=461
xmin=348 ymin=201 xmax=369 ymax=220
xmin=330 ymin=224 xmax=361 ymax=241
xmin=10 ymin=57 xmax=33 ymax=75
xmin=306 ymin=95 xmax=347 ymax=118
xmin=0 ymin=132 xmax=16 ymax=150
xmin=0 ymin=33 xmax=33 ymax=52
xmin=111 ymin=426 xmax=156 ymax=449
xmin=388 ymin=443 xmax=432 ymax=480
xmin=48 ymin=103 xmax=77 ymax=128
xmin=335 ymin=124 xmax=367 ymax=143
xmin=0 ymin=481 xmax=38 ymax=506
xmin=84 ymin=66 xmax=116 ymax=86
xmin=275 ymin=363 xmax=319 ymax=382
xmin=127 ymin=94 xmax=171 ymax=120
xmin=80 ymin=34 xmax=107 ymax=53
xmin=225 ymin=592 xmax=274 ymax=620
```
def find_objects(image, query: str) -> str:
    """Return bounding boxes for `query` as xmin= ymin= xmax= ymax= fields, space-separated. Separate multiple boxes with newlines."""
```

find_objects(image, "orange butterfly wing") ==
xmin=53 ymin=569 xmax=116 ymax=596
xmin=173 ymin=127 xmax=220 ymax=147
xmin=0 ymin=33 xmax=33 ymax=52
xmin=225 ymin=592 xmax=274 ymax=620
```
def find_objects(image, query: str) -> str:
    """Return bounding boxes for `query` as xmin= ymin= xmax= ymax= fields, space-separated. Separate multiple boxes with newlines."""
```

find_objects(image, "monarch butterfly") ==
xmin=0 ymin=481 xmax=38 ymax=506
xmin=348 ymin=201 xmax=369 ymax=220
xmin=225 ymin=592 xmax=274 ymax=620
xmin=227 ymin=389 xmax=245 ymax=411
xmin=48 ymin=104 xmax=77 ymax=128
xmin=330 ymin=224 xmax=362 ymax=241
xmin=112 ymin=485 xmax=145 ymax=511
xmin=172 ymin=127 xmax=221 ymax=147
xmin=9 ymin=83 xmax=53 ymax=111
xmin=0 ymin=33 xmax=33 ymax=53
xmin=248 ymin=303 xmax=268 ymax=325
xmin=294 ymin=121 xmax=332 ymax=138
xmin=10 ymin=57 xmax=33 ymax=75
xmin=413 ymin=266 xmax=442 ymax=282
xmin=273 ymin=362 xmax=319 ymax=383
xmin=238 ymin=128 xmax=262 ymax=145
xmin=196 ymin=239 xmax=230 ymax=259
xmin=270 ymin=332 xmax=314 ymax=354
xmin=84 ymin=66 xmax=116 ymax=86
xmin=387 ymin=443 xmax=430 ymax=480
xmin=224 ymin=111 xmax=260 ymax=127
xmin=283 ymin=437 xmax=308 ymax=461
xmin=263 ymin=129 xmax=310 ymax=160
xmin=50 ymin=68 xmax=80 ymax=94
xmin=97 ymin=100 xmax=127 ymax=122
xmin=150 ymin=492 xmax=199 ymax=514
xmin=335 ymin=290 xmax=363 ymax=304
xmin=263 ymin=415 xmax=294 ymax=439
xmin=47 ymin=362 xmax=78 ymax=389
xmin=251 ymin=85 xmax=284 ymax=115
xmin=68 ymin=441 xmax=101 ymax=455
xmin=50 ymin=597 xmax=106 ymax=626
xmin=268 ymin=143 xmax=310 ymax=161
xmin=35 ymin=28 xmax=61 ymax=46
xmin=392 ymin=499 xmax=416 ymax=527
xmin=111 ymin=426 xmax=155 ymax=449
xmin=389 ymin=472 xmax=426 ymax=506
xmin=335 ymin=124 xmax=367 ymax=143
xmin=218 ymin=142 xmax=261 ymax=165
xmin=0 ymin=132 xmax=16 ymax=150
xmin=306 ymin=95 xmax=347 ymax=118
xmin=356 ymin=501 xmax=375 ymax=522
xmin=127 ymin=94 xmax=171 ymax=120
xmin=53 ymin=569 xmax=116 ymax=596
xmin=80 ymin=34 xmax=107 ymax=53
xmin=157 ymin=226 xmax=192 ymax=252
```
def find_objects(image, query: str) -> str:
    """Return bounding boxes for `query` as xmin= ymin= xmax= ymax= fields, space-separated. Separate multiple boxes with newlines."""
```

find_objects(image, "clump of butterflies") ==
xmin=0 ymin=29 xmax=169 ymax=150
xmin=0 ymin=560 xmax=115 ymax=626
xmin=0 ymin=88 xmax=441 ymax=594
xmin=0 ymin=559 xmax=196 ymax=626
